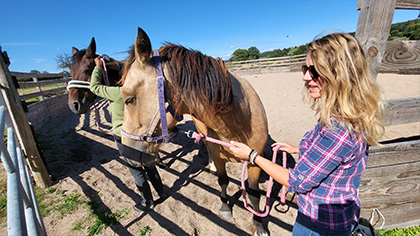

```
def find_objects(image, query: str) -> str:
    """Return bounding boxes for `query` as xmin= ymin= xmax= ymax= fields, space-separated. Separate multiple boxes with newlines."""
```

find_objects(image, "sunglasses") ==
xmin=302 ymin=65 xmax=319 ymax=79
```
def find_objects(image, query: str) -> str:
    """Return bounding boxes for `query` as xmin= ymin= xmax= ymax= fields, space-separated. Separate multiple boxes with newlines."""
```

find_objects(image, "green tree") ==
xmin=230 ymin=49 xmax=249 ymax=61
xmin=293 ymin=45 xmax=307 ymax=55
xmin=30 ymin=70 xmax=41 ymax=74
xmin=248 ymin=47 xmax=260 ymax=60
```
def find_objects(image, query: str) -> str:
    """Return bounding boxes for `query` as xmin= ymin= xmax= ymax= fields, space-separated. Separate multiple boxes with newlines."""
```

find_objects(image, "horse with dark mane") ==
xmin=68 ymin=38 xmax=122 ymax=114
xmin=120 ymin=27 xmax=270 ymax=236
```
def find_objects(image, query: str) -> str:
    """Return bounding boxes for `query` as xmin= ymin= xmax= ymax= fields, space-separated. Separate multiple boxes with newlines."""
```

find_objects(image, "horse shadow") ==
xmin=159 ymin=120 xmax=297 ymax=233
xmin=36 ymin=105 xmax=296 ymax=235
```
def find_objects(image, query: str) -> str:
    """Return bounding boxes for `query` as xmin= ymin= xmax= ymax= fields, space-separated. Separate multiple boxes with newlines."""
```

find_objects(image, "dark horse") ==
xmin=120 ymin=27 xmax=270 ymax=236
xmin=68 ymin=38 xmax=122 ymax=114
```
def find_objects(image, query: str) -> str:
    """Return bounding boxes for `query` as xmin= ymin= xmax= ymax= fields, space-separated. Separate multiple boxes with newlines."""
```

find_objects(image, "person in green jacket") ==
xmin=90 ymin=56 xmax=166 ymax=212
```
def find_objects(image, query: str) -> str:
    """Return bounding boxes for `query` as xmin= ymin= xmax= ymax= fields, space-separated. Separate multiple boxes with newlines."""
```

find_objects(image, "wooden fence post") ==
xmin=355 ymin=0 xmax=397 ymax=80
xmin=0 ymin=47 xmax=51 ymax=188
xmin=32 ymin=77 xmax=44 ymax=101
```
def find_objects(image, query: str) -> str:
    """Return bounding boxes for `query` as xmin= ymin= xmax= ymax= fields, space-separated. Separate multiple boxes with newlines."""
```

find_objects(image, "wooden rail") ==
xmin=10 ymin=72 xmax=68 ymax=102
xmin=226 ymin=54 xmax=306 ymax=74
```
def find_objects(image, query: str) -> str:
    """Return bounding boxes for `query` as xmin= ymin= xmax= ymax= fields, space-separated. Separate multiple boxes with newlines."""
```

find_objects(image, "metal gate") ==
xmin=0 ymin=92 xmax=47 ymax=236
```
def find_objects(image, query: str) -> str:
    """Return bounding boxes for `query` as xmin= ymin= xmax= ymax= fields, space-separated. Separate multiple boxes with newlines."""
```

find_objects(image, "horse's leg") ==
xmin=206 ymin=148 xmax=217 ymax=173
xmin=248 ymin=164 xmax=268 ymax=236
xmin=192 ymin=118 xmax=232 ymax=218
xmin=209 ymin=144 xmax=231 ymax=218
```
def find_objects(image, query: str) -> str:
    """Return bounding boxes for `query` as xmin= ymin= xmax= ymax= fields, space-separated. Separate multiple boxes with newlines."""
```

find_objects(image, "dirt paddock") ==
xmin=3 ymin=72 xmax=420 ymax=235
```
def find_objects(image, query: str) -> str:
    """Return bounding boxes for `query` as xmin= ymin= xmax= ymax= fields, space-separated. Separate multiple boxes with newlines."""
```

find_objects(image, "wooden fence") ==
xmin=0 ymin=48 xmax=52 ymax=188
xmin=226 ymin=40 xmax=420 ymax=75
xmin=226 ymin=54 xmax=306 ymax=74
xmin=10 ymin=72 xmax=69 ymax=128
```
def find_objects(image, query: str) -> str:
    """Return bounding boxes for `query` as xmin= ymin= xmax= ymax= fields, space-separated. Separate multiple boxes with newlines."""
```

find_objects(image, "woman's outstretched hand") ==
xmin=272 ymin=142 xmax=299 ymax=154
xmin=229 ymin=141 xmax=252 ymax=161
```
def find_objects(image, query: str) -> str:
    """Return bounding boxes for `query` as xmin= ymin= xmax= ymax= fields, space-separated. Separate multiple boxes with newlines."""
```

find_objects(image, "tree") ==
xmin=248 ymin=47 xmax=260 ymax=60
xmin=30 ymin=70 xmax=41 ymax=74
xmin=230 ymin=49 xmax=249 ymax=61
xmin=293 ymin=45 xmax=307 ymax=55
xmin=55 ymin=52 xmax=72 ymax=72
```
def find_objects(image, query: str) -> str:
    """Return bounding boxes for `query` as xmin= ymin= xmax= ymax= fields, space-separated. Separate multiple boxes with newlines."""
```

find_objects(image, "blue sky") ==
xmin=1 ymin=0 xmax=418 ymax=73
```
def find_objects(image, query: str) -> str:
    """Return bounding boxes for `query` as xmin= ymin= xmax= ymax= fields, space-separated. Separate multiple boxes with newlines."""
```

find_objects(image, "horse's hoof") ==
xmin=220 ymin=204 xmax=232 ymax=219
xmin=220 ymin=210 xmax=233 ymax=219
xmin=253 ymin=219 xmax=268 ymax=236
xmin=253 ymin=232 xmax=269 ymax=236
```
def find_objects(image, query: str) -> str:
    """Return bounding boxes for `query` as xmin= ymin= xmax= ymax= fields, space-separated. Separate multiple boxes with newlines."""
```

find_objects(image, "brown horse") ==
xmin=120 ymin=27 xmax=269 ymax=236
xmin=68 ymin=38 xmax=122 ymax=114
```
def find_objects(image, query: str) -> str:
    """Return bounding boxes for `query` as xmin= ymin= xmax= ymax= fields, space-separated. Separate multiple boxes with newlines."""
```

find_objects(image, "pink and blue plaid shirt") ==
xmin=288 ymin=118 xmax=368 ymax=230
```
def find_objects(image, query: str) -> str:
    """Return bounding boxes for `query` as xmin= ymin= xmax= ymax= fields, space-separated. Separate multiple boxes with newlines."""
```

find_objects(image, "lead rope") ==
xmin=184 ymin=130 xmax=287 ymax=217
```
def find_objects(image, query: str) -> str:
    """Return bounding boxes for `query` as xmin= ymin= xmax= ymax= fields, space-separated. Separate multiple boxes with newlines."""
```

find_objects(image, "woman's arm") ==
xmin=89 ymin=57 xmax=121 ymax=101
xmin=229 ymin=141 xmax=290 ymax=187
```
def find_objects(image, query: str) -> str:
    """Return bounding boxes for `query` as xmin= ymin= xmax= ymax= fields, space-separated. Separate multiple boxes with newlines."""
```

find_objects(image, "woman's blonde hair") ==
xmin=306 ymin=32 xmax=384 ymax=145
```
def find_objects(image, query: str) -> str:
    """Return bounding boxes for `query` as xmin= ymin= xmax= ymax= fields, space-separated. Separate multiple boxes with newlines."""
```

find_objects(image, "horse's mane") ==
xmin=121 ymin=44 xmax=234 ymax=120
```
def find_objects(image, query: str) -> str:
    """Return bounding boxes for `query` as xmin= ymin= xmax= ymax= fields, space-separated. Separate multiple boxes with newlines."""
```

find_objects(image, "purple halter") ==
xmin=120 ymin=49 xmax=182 ymax=143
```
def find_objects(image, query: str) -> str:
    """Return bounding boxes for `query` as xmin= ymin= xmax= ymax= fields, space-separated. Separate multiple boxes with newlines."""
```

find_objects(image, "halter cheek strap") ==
xmin=120 ymin=49 xmax=182 ymax=143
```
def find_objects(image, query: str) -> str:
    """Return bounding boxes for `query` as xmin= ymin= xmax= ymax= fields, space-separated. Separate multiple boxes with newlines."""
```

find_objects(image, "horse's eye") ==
xmin=125 ymin=97 xmax=136 ymax=105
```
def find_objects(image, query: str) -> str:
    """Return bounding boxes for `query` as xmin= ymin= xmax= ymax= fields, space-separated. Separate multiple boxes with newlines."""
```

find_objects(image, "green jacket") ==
xmin=89 ymin=66 xmax=123 ymax=138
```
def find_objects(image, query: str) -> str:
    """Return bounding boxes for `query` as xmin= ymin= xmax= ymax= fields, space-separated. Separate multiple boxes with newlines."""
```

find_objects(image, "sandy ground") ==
xmin=2 ymin=72 xmax=419 ymax=236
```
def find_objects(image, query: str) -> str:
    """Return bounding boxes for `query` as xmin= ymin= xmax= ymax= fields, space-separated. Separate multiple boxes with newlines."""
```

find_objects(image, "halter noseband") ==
xmin=120 ymin=49 xmax=182 ymax=143
xmin=66 ymin=80 xmax=90 ymax=90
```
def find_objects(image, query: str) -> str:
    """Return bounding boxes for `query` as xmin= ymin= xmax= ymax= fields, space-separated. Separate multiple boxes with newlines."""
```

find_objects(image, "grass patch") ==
xmin=139 ymin=226 xmax=151 ymax=236
xmin=378 ymin=226 xmax=420 ymax=236
xmin=86 ymin=208 xmax=130 ymax=236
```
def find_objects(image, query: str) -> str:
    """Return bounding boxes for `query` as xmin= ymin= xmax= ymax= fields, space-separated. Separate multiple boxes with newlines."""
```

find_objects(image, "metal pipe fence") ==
xmin=0 ymin=92 xmax=46 ymax=236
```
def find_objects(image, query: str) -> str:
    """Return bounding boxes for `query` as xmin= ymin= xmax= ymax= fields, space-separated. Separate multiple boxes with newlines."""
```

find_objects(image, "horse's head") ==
xmin=68 ymin=38 xmax=98 ymax=114
xmin=120 ymin=27 xmax=180 ymax=165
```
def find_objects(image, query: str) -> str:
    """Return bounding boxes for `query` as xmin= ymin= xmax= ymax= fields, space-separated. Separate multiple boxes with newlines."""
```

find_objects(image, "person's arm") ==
xmin=229 ymin=141 xmax=290 ymax=187
xmin=89 ymin=57 xmax=121 ymax=101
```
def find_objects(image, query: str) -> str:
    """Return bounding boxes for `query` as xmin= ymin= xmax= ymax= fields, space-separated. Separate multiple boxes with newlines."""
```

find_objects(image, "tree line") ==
xmin=229 ymin=18 xmax=419 ymax=62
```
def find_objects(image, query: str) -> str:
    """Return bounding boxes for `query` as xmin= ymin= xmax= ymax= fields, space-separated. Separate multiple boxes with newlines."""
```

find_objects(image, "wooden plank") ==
xmin=383 ymin=97 xmax=420 ymax=126
xmin=20 ymin=87 xmax=66 ymax=101
xmin=357 ymin=0 xmax=420 ymax=10
xmin=367 ymin=139 xmax=420 ymax=167
xmin=394 ymin=0 xmax=420 ymax=9
xmin=356 ymin=0 xmax=396 ymax=80
xmin=361 ymin=161 xmax=420 ymax=186
xmin=380 ymin=40 xmax=420 ymax=73
xmin=0 ymin=49 xmax=51 ymax=188
xmin=10 ymin=71 xmax=69 ymax=79
xmin=19 ymin=78 xmax=67 ymax=88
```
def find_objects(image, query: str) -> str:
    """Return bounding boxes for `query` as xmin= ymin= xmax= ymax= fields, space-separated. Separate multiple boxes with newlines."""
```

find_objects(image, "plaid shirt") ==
xmin=288 ymin=118 xmax=368 ymax=229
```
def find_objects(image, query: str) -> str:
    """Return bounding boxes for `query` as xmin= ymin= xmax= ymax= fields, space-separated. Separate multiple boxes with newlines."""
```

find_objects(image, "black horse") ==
xmin=68 ymin=38 xmax=123 ymax=114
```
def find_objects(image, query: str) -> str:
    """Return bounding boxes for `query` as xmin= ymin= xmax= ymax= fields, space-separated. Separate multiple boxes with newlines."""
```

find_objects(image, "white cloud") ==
xmin=230 ymin=44 xmax=247 ymax=49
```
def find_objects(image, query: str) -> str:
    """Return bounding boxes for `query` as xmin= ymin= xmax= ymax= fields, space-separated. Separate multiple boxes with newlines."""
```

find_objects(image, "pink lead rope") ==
xmin=187 ymin=130 xmax=287 ymax=217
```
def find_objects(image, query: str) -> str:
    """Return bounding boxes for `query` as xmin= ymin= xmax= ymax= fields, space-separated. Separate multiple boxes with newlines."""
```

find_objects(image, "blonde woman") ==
xmin=230 ymin=33 xmax=384 ymax=236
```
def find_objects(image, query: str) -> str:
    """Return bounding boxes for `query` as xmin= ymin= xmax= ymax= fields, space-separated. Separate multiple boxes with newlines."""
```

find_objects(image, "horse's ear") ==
xmin=135 ymin=27 xmax=152 ymax=64
xmin=72 ymin=47 xmax=79 ymax=56
xmin=86 ymin=37 xmax=96 ymax=57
